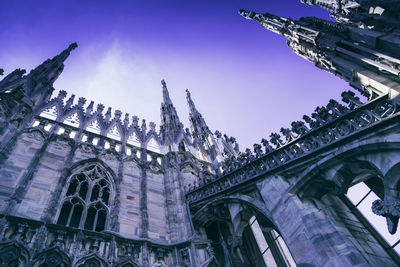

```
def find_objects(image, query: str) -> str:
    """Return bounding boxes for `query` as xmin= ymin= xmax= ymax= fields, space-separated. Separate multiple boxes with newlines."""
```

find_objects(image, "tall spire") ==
xmin=162 ymin=79 xmax=172 ymax=104
xmin=186 ymin=89 xmax=211 ymax=138
xmin=185 ymin=89 xmax=225 ymax=164
xmin=160 ymin=80 xmax=183 ymax=145
xmin=29 ymin=42 xmax=78 ymax=86
xmin=239 ymin=9 xmax=400 ymax=97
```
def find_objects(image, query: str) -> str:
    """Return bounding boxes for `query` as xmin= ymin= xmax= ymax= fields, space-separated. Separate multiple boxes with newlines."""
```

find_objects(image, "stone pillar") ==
xmin=256 ymin=175 xmax=398 ymax=267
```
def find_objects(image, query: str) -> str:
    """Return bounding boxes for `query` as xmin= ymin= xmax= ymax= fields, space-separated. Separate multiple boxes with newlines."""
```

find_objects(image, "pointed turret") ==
xmin=240 ymin=9 xmax=400 ymax=98
xmin=186 ymin=89 xmax=212 ymax=139
xmin=29 ymin=42 xmax=77 ymax=86
xmin=185 ymin=89 xmax=226 ymax=165
xmin=160 ymin=80 xmax=184 ymax=145
xmin=240 ymin=10 xmax=293 ymax=37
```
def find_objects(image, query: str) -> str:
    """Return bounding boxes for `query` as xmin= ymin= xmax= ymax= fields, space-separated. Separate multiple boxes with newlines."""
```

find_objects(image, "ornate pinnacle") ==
xmin=186 ymin=89 xmax=197 ymax=114
xmin=239 ymin=9 xmax=291 ymax=37
xmin=54 ymin=42 xmax=78 ymax=63
xmin=29 ymin=42 xmax=78 ymax=89
xmin=161 ymin=79 xmax=171 ymax=104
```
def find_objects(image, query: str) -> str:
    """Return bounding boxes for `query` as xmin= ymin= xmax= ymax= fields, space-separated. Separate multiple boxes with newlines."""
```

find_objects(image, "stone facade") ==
xmin=1 ymin=1 xmax=400 ymax=266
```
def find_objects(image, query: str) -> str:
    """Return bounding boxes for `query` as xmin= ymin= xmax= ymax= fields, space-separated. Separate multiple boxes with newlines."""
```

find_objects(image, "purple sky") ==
xmin=0 ymin=0 xmax=350 ymax=150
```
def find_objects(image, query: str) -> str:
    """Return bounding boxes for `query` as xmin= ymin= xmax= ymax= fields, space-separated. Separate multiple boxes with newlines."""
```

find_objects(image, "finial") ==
xmin=186 ymin=88 xmax=197 ymax=113
xmin=161 ymin=79 xmax=167 ymax=88
xmin=161 ymin=79 xmax=172 ymax=104
xmin=51 ymin=42 xmax=78 ymax=64
xmin=68 ymin=42 xmax=78 ymax=51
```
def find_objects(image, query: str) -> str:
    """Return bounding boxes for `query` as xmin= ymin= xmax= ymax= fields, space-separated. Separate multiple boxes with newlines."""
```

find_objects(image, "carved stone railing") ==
xmin=0 ymin=215 xmax=212 ymax=266
xmin=186 ymin=92 xmax=399 ymax=204
xmin=34 ymin=90 xmax=162 ymax=150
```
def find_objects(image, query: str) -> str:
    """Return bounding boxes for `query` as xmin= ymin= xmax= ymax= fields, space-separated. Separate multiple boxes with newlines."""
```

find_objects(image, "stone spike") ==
xmin=78 ymin=97 xmax=86 ymax=107
xmin=97 ymin=104 xmax=104 ymax=113
xmin=29 ymin=42 xmax=78 ymax=87
xmin=105 ymin=107 xmax=112 ymax=121
xmin=65 ymin=94 xmax=75 ymax=109
xmin=57 ymin=90 xmax=67 ymax=100
xmin=114 ymin=110 xmax=122 ymax=119
xmin=86 ymin=101 xmax=94 ymax=114
xmin=239 ymin=9 xmax=291 ymax=37
xmin=124 ymin=113 xmax=130 ymax=126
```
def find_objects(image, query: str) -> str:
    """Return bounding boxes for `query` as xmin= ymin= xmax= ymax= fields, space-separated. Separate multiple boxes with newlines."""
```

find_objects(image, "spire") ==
xmin=240 ymin=10 xmax=292 ymax=37
xmin=186 ymin=89 xmax=197 ymax=114
xmin=160 ymin=80 xmax=183 ymax=144
xmin=185 ymin=89 xmax=223 ymax=163
xmin=186 ymin=89 xmax=211 ymax=138
xmin=239 ymin=9 xmax=400 ymax=97
xmin=161 ymin=79 xmax=172 ymax=104
xmin=29 ymin=42 xmax=78 ymax=86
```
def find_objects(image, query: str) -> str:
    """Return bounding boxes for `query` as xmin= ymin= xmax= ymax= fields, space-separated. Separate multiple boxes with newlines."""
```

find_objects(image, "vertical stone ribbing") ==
xmin=110 ymin=157 xmax=123 ymax=232
xmin=0 ymin=112 xmax=35 ymax=165
xmin=140 ymin=163 xmax=149 ymax=239
xmin=42 ymin=141 xmax=78 ymax=223
xmin=163 ymin=154 xmax=177 ymax=241
xmin=3 ymin=130 xmax=53 ymax=215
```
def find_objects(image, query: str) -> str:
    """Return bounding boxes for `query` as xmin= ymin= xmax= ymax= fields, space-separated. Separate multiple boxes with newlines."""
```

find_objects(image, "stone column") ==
xmin=256 ymin=175 xmax=397 ymax=267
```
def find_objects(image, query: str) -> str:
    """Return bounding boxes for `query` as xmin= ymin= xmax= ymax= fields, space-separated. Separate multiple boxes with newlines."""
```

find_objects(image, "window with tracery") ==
xmin=57 ymin=164 xmax=113 ymax=232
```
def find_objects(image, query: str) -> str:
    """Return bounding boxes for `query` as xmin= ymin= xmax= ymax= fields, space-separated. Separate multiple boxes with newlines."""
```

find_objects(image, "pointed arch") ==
xmin=62 ymin=111 xmax=80 ymax=128
xmin=384 ymin=162 xmax=400 ymax=191
xmin=75 ymin=254 xmax=108 ymax=267
xmin=146 ymin=136 xmax=161 ymax=153
xmin=114 ymin=258 xmax=140 ymax=267
xmin=21 ymin=127 xmax=48 ymax=141
xmin=106 ymin=124 xmax=122 ymax=141
xmin=39 ymin=104 xmax=58 ymax=120
xmin=55 ymin=159 xmax=116 ymax=232
xmin=290 ymin=140 xmax=400 ymax=199
xmin=32 ymin=247 xmax=71 ymax=267
xmin=0 ymin=241 xmax=30 ymax=267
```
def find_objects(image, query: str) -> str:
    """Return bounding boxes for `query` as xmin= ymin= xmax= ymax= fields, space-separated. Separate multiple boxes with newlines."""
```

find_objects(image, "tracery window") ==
xmin=57 ymin=164 xmax=113 ymax=232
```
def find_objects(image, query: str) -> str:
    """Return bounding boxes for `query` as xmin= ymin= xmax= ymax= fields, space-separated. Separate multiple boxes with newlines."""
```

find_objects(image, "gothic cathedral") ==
xmin=1 ymin=1 xmax=400 ymax=266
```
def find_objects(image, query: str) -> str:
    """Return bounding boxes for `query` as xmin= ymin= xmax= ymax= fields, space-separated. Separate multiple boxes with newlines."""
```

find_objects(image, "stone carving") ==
xmin=372 ymin=199 xmax=400 ymax=234
xmin=187 ymin=94 xmax=398 ymax=204
xmin=253 ymin=144 xmax=263 ymax=158
xmin=227 ymin=235 xmax=242 ymax=254
xmin=79 ymin=143 xmax=96 ymax=155
xmin=151 ymin=247 xmax=168 ymax=267
xmin=0 ymin=242 xmax=29 ymax=267
xmin=181 ymin=248 xmax=191 ymax=267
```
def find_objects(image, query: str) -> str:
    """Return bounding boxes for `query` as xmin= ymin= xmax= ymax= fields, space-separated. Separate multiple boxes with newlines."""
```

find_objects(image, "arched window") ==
xmin=345 ymin=177 xmax=400 ymax=254
xmin=249 ymin=216 xmax=296 ymax=266
xmin=57 ymin=163 xmax=113 ymax=232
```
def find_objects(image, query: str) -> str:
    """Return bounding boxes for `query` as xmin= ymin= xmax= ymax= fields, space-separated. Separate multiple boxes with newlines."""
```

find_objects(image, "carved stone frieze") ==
xmin=186 ymin=94 xmax=398 ymax=204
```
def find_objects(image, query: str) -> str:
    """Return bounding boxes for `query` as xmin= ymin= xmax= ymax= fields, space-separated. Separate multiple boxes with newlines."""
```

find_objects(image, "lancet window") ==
xmin=249 ymin=216 xmax=296 ymax=267
xmin=57 ymin=163 xmax=113 ymax=232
